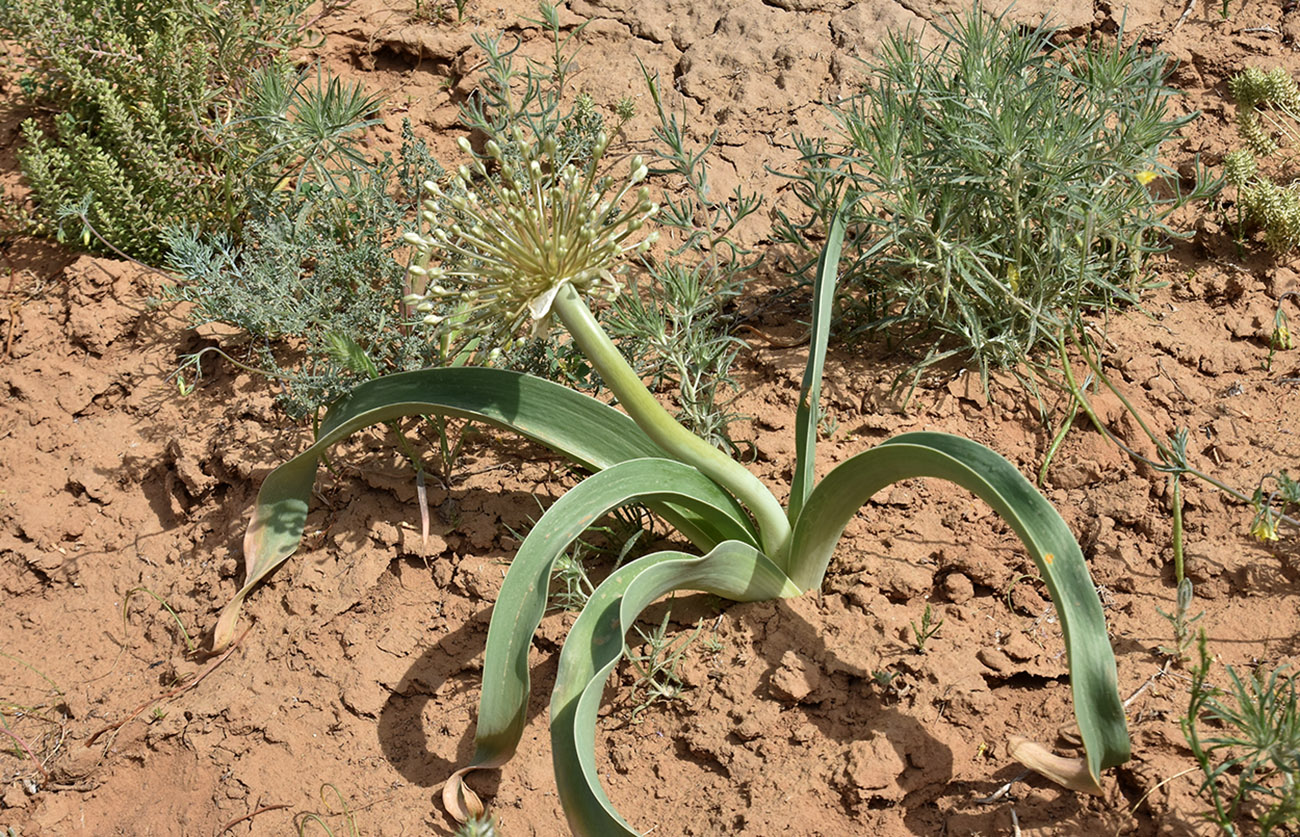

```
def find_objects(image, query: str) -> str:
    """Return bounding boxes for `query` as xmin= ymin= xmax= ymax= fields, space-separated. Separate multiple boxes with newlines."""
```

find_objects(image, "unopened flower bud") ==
xmin=1275 ymin=322 xmax=1293 ymax=350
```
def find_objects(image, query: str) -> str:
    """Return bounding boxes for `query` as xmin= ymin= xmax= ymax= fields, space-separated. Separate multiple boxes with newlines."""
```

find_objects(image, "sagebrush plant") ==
xmin=601 ymin=67 xmax=763 ymax=450
xmin=775 ymin=6 xmax=1215 ymax=388
xmin=210 ymin=165 xmax=1131 ymax=836
xmin=165 ymin=120 xmax=445 ymax=418
xmin=774 ymin=5 xmax=1299 ymax=573
xmin=1184 ymin=632 xmax=1300 ymax=835
xmin=1224 ymin=67 xmax=1300 ymax=252
xmin=0 ymin=0 xmax=331 ymax=261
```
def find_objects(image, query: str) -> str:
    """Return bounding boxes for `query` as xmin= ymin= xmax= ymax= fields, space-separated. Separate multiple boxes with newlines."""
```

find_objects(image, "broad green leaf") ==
xmin=788 ymin=430 xmax=1130 ymax=789
xmin=550 ymin=541 xmax=799 ymax=835
xmin=443 ymin=458 xmax=758 ymax=818
xmin=788 ymin=202 xmax=847 ymax=529
xmin=213 ymin=367 xmax=746 ymax=650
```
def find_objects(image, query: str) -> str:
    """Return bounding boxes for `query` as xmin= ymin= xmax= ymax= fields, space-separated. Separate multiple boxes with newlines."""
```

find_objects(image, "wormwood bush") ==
xmin=0 ymin=0 xmax=325 ymax=261
xmin=165 ymin=121 xmax=442 ymax=418
xmin=777 ymin=6 xmax=1213 ymax=387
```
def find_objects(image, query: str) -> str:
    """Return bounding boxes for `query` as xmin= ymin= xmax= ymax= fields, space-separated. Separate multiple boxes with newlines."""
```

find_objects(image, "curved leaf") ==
xmin=443 ymin=457 xmax=759 ymax=817
xmin=788 ymin=430 xmax=1129 ymax=788
xmin=550 ymin=541 xmax=799 ymax=835
xmin=214 ymin=367 xmax=745 ymax=650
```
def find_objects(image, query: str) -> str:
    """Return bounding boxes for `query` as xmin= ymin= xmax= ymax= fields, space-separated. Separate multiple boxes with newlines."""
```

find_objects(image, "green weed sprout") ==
xmin=210 ymin=148 xmax=1130 ymax=832
xmin=454 ymin=813 xmax=500 ymax=837
xmin=910 ymin=603 xmax=944 ymax=654
xmin=1184 ymin=633 xmax=1300 ymax=835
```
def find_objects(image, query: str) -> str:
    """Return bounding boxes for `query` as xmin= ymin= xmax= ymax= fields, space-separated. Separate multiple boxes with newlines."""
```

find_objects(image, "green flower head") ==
xmin=403 ymin=128 xmax=658 ymax=354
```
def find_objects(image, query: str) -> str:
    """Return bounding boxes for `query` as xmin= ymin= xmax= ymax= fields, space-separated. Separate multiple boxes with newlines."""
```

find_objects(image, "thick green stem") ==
xmin=551 ymin=284 xmax=792 ymax=560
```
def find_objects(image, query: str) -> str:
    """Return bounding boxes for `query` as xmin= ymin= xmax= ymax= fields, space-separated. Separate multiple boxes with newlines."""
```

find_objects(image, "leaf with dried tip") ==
xmin=212 ymin=367 xmax=702 ymax=651
xmin=789 ymin=432 xmax=1130 ymax=791
xmin=1008 ymin=736 xmax=1106 ymax=795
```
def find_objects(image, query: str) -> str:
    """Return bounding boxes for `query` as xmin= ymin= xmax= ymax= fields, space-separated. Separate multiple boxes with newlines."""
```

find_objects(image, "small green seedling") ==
xmin=910 ymin=603 xmax=944 ymax=654
xmin=295 ymin=784 xmax=359 ymax=837
xmin=122 ymin=586 xmax=196 ymax=654
xmin=625 ymin=608 xmax=703 ymax=723
xmin=1157 ymin=578 xmax=1203 ymax=661
xmin=455 ymin=813 xmax=501 ymax=837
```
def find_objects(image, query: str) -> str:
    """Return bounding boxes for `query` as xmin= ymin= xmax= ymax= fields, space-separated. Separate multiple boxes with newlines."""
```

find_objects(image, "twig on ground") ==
xmin=975 ymin=769 xmax=1031 ymax=804
xmin=217 ymin=803 xmax=291 ymax=835
xmin=86 ymin=625 xmax=252 ymax=747
xmin=0 ymin=722 xmax=52 ymax=782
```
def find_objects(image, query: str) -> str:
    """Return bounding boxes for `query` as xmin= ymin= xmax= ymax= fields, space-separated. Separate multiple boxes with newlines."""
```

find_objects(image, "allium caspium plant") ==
xmin=212 ymin=128 xmax=1131 ymax=832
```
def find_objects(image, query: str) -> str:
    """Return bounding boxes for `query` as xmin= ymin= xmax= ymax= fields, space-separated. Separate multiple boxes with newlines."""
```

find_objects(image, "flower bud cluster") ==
xmin=402 ymin=127 xmax=659 ymax=354
xmin=1229 ymin=67 xmax=1300 ymax=158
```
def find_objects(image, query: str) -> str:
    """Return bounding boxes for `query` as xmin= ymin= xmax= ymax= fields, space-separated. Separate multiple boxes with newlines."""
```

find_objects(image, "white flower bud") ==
xmin=630 ymin=157 xmax=647 ymax=184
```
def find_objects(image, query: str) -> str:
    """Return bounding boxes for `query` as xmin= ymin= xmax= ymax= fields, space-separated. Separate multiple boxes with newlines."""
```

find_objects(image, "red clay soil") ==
xmin=2 ymin=1 xmax=1300 ymax=835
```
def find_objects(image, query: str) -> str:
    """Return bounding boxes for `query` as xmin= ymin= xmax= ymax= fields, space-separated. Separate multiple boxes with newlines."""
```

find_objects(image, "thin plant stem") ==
xmin=1171 ymin=474 xmax=1185 ymax=584
xmin=0 ymin=716 xmax=51 ymax=782
xmin=1059 ymin=334 xmax=1300 ymax=530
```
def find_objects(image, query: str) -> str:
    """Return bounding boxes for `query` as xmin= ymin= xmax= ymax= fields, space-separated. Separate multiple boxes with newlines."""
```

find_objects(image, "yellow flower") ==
xmin=1250 ymin=511 xmax=1280 ymax=542
xmin=1274 ymin=321 xmax=1293 ymax=351
xmin=1135 ymin=170 xmax=1159 ymax=186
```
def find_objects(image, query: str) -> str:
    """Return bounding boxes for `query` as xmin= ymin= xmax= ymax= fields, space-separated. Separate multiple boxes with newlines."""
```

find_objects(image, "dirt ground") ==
xmin=3 ymin=0 xmax=1300 ymax=835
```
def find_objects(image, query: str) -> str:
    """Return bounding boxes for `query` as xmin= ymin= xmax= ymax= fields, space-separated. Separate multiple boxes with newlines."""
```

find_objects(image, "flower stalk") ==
xmin=401 ymin=124 xmax=793 ymax=556
xmin=551 ymin=283 xmax=791 ymax=558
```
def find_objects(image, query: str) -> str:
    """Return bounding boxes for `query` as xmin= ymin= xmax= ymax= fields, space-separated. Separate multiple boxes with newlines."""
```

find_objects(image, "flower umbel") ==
xmin=403 ymin=128 xmax=658 ymax=355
